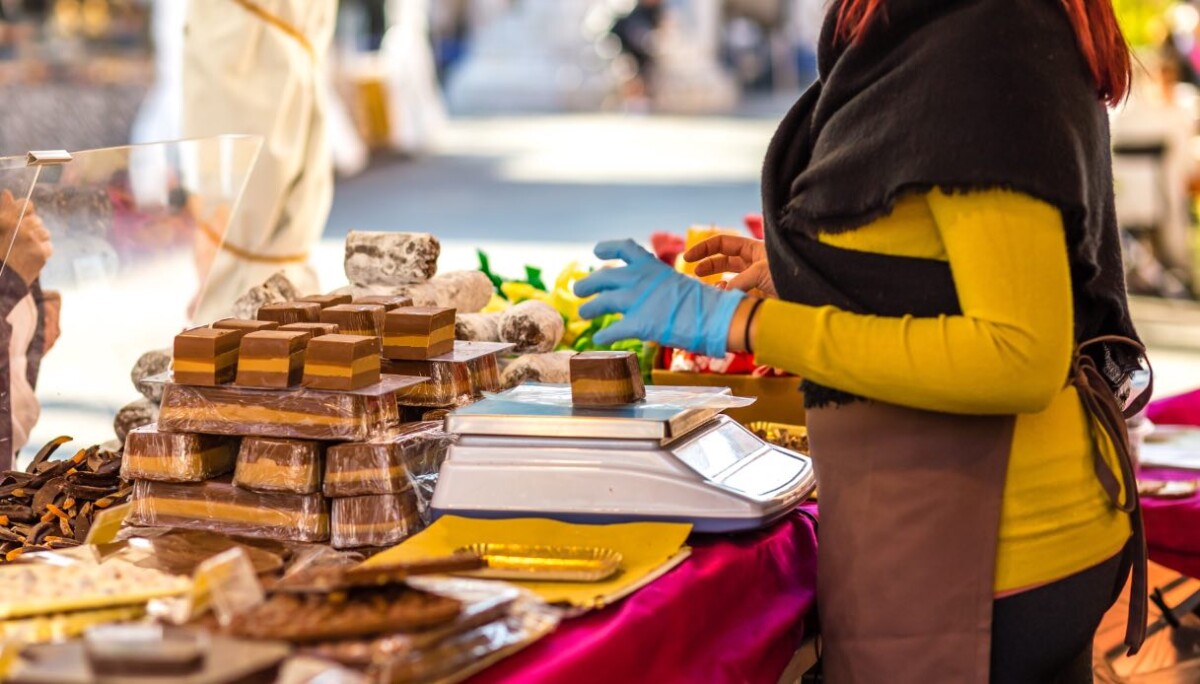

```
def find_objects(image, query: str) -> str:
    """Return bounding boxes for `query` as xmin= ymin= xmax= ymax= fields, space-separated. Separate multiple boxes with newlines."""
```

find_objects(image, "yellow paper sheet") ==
xmin=365 ymin=516 xmax=692 ymax=609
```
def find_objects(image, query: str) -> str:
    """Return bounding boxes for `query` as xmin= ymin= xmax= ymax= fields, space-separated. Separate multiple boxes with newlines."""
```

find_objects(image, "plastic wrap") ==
xmin=467 ymin=352 xmax=503 ymax=396
xmin=234 ymin=437 xmax=324 ymax=494
xmin=324 ymin=422 xmax=451 ymax=500
xmin=385 ymin=359 xmax=472 ymax=407
xmin=158 ymin=381 xmax=402 ymax=441
xmin=121 ymin=424 xmax=239 ymax=483
xmin=344 ymin=231 xmax=441 ymax=287
xmin=331 ymin=493 xmax=423 ymax=550
xmin=127 ymin=478 xmax=330 ymax=543
xmin=569 ymin=351 xmax=646 ymax=406
xmin=488 ymin=382 xmax=754 ymax=411
xmin=383 ymin=307 xmax=456 ymax=361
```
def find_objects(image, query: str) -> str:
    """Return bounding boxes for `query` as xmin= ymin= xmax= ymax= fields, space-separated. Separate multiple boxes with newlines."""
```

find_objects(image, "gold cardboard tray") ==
xmin=456 ymin=544 xmax=622 ymax=583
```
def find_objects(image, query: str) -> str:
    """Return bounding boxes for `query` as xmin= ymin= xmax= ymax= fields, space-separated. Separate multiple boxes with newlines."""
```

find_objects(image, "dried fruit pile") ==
xmin=0 ymin=437 xmax=128 ymax=561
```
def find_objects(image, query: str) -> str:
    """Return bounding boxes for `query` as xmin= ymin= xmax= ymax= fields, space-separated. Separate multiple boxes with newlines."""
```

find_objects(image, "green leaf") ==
xmin=476 ymin=249 xmax=506 ymax=298
xmin=524 ymin=266 xmax=547 ymax=291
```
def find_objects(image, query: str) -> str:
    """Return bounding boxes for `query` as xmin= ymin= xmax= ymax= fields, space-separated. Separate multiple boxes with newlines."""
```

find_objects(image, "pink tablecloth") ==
xmin=1142 ymin=389 xmax=1200 ymax=578
xmin=473 ymin=508 xmax=819 ymax=684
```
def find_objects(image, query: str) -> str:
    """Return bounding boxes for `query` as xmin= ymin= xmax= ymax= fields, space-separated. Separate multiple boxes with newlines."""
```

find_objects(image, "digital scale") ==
xmin=432 ymin=385 xmax=816 ymax=533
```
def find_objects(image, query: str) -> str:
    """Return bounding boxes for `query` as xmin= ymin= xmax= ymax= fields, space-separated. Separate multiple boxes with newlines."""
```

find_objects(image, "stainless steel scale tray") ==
xmin=446 ymin=384 xmax=737 ymax=442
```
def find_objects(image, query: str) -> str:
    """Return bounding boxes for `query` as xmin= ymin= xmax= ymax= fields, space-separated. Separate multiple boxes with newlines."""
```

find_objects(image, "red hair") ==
xmin=835 ymin=0 xmax=1131 ymax=105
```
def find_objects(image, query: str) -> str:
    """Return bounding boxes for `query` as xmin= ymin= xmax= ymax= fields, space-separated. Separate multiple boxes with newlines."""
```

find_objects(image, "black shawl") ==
xmin=762 ymin=0 xmax=1141 ymax=407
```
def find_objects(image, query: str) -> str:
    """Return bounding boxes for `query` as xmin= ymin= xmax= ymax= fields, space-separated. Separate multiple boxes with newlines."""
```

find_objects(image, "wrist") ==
xmin=703 ymin=287 xmax=746 ymax=358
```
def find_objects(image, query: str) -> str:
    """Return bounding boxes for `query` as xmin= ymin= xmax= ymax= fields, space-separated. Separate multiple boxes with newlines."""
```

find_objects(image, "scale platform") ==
xmin=432 ymin=385 xmax=816 ymax=533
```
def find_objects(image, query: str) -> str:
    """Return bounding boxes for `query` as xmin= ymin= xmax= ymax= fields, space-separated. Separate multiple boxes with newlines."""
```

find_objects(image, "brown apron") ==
xmin=807 ymin=337 xmax=1150 ymax=683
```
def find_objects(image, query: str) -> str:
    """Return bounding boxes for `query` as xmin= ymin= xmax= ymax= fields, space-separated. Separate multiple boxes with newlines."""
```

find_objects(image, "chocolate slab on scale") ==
xmin=298 ymin=293 xmax=353 ymax=309
xmin=320 ymin=304 xmax=386 ymax=339
xmin=257 ymin=302 xmax=322 ymax=326
xmin=172 ymin=327 xmax=244 ymax=386
xmin=122 ymin=424 xmax=239 ymax=482
xmin=570 ymin=351 xmax=646 ymax=406
xmin=280 ymin=321 xmax=340 ymax=337
xmin=212 ymin=318 xmax=281 ymax=334
xmin=236 ymin=330 xmax=310 ymax=388
xmin=383 ymin=307 xmax=455 ymax=360
xmin=353 ymin=295 xmax=414 ymax=311
xmin=303 ymin=334 xmax=382 ymax=391
xmin=344 ymin=231 xmax=440 ymax=287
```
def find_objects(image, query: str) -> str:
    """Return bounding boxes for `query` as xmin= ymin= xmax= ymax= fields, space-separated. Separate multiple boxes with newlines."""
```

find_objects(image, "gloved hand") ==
xmin=575 ymin=239 xmax=746 ymax=358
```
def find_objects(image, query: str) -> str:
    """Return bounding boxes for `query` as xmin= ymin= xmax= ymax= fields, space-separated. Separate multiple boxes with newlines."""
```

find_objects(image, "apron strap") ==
xmin=1072 ymin=335 xmax=1150 ymax=655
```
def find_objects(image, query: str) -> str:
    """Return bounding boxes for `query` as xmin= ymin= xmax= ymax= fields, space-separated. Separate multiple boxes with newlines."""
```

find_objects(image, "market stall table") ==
xmin=471 ymin=507 xmax=819 ymax=684
xmin=1142 ymin=389 xmax=1200 ymax=578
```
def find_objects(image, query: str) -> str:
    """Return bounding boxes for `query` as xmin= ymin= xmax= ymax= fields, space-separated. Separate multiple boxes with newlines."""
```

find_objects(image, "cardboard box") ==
xmin=651 ymin=370 xmax=806 ymax=426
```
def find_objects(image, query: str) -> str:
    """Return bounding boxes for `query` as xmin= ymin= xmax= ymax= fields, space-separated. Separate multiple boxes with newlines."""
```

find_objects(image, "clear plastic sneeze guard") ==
xmin=0 ymin=136 xmax=262 ymax=455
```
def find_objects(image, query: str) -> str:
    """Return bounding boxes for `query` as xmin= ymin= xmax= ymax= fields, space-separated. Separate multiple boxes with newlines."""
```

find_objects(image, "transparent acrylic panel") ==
xmin=5 ymin=136 xmax=262 ymax=455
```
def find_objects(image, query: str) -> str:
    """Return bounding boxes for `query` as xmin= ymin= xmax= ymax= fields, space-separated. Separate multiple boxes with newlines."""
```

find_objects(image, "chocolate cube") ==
xmin=304 ymin=334 xmax=382 ymax=391
xmin=353 ymin=295 xmax=415 ymax=311
xmin=383 ymin=307 xmax=455 ymax=360
xmin=570 ymin=351 xmax=646 ymax=406
xmin=298 ymin=294 xmax=353 ymax=309
xmin=212 ymin=318 xmax=280 ymax=333
xmin=320 ymin=304 xmax=386 ymax=339
xmin=236 ymin=330 xmax=309 ymax=388
xmin=281 ymin=322 xmax=340 ymax=337
xmin=257 ymin=302 xmax=322 ymax=325
xmin=173 ymin=327 xmax=243 ymax=386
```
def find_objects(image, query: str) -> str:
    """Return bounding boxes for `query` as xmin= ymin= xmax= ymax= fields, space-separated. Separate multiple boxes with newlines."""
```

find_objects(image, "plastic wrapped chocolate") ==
xmin=383 ymin=359 xmax=472 ymax=407
xmin=454 ymin=312 xmax=501 ymax=343
xmin=115 ymin=399 xmax=160 ymax=442
xmin=466 ymin=351 xmax=503 ymax=395
xmin=128 ymin=478 xmax=330 ymax=543
xmin=324 ymin=422 xmax=450 ymax=499
xmin=158 ymin=382 xmax=400 ymax=441
xmin=499 ymin=351 xmax=575 ymax=389
xmin=344 ymin=231 xmax=440 ymax=287
xmin=131 ymin=348 xmax=172 ymax=402
xmin=121 ymin=425 xmax=239 ymax=482
xmin=257 ymin=302 xmax=322 ymax=326
xmin=383 ymin=307 xmax=455 ymax=361
xmin=173 ymin=327 xmax=244 ymax=386
xmin=499 ymin=300 xmax=564 ymax=353
xmin=331 ymin=493 xmax=422 ymax=549
xmin=320 ymin=304 xmax=386 ymax=339
xmin=234 ymin=437 xmax=324 ymax=494
xmin=570 ymin=351 xmax=646 ymax=406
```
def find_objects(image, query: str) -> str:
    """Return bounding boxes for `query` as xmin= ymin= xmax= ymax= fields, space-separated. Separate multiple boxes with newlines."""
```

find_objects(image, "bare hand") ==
xmin=41 ymin=290 xmax=61 ymax=353
xmin=684 ymin=234 xmax=776 ymax=298
xmin=0 ymin=190 xmax=52 ymax=286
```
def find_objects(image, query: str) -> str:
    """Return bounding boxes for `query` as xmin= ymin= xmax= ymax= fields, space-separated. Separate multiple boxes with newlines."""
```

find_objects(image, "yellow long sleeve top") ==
xmin=755 ymin=189 xmax=1131 ymax=593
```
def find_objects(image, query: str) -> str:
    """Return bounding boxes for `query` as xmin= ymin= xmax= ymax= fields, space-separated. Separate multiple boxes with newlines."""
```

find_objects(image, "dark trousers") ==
xmin=990 ymin=550 xmax=1129 ymax=683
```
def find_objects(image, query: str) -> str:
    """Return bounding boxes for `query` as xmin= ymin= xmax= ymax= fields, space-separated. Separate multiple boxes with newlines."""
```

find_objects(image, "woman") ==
xmin=576 ymin=0 xmax=1147 ymax=681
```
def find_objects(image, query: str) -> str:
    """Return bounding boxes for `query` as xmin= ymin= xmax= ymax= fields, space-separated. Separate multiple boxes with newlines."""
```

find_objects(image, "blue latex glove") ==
xmin=575 ymin=239 xmax=746 ymax=358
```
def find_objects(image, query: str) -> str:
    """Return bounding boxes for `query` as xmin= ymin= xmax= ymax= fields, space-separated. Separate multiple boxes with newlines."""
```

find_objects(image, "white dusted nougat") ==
xmin=499 ymin=300 xmax=564 ymax=353
xmin=231 ymin=271 xmax=300 ymax=320
xmin=344 ymin=231 xmax=440 ymax=287
xmin=332 ymin=271 xmax=494 ymax=313
xmin=500 ymin=351 xmax=576 ymax=389
xmin=455 ymin=312 xmax=502 ymax=343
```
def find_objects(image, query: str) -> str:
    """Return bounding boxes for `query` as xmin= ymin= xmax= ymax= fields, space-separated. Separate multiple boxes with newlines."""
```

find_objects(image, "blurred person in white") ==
xmin=182 ymin=0 xmax=337 ymax=323
xmin=0 ymin=191 xmax=57 ymax=469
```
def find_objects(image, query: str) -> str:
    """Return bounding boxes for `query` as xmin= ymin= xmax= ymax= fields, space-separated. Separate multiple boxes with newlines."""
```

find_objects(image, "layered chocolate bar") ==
xmin=121 ymin=424 xmax=239 ymax=482
xmin=383 ymin=357 xmax=472 ymax=407
xmin=280 ymin=322 xmax=340 ymax=337
xmin=324 ymin=423 xmax=449 ymax=498
xmin=211 ymin=318 xmax=280 ymax=334
xmin=235 ymin=330 xmax=310 ymax=388
xmin=128 ymin=478 xmax=330 ymax=543
xmin=303 ymin=334 xmax=382 ymax=391
xmin=466 ymin=352 xmax=502 ymax=395
xmin=319 ymin=304 xmax=386 ymax=340
xmin=158 ymin=383 xmax=399 ymax=441
xmin=234 ymin=437 xmax=323 ymax=494
xmin=173 ymin=327 xmax=243 ymax=386
xmin=383 ymin=307 xmax=455 ymax=360
xmin=331 ymin=493 xmax=422 ymax=549
xmin=353 ymin=295 xmax=414 ymax=311
xmin=257 ymin=302 xmax=322 ymax=325
xmin=298 ymin=294 xmax=353 ymax=309
xmin=570 ymin=351 xmax=646 ymax=406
